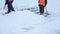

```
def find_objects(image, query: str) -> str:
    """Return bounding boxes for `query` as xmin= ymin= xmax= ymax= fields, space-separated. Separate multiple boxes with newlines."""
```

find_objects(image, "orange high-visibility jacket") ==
xmin=38 ymin=0 xmax=47 ymax=6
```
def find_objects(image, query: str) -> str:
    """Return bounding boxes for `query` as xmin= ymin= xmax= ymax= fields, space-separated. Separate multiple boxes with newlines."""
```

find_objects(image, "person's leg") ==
xmin=40 ymin=6 xmax=44 ymax=15
xmin=11 ymin=4 xmax=15 ymax=11
xmin=5 ymin=4 xmax=11 ymax=14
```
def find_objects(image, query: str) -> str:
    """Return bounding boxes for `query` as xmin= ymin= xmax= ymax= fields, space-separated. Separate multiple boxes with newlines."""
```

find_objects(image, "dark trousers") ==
xmin=7 ymin=3 xmax=14 ymax=13
xmin=39 ymin=5 xmax=45 ymax=14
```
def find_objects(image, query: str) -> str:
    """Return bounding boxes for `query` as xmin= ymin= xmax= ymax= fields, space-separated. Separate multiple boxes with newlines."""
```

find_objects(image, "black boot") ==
xmin=40 ymin=12 xmax=44 ymax=15
xmin=5 ymin=9 xmax=11 ymax=14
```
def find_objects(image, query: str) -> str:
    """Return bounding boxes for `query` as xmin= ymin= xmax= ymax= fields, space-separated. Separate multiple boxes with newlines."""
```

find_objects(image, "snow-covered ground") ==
xmin=0 ymin=0 xmax=60 ymax=34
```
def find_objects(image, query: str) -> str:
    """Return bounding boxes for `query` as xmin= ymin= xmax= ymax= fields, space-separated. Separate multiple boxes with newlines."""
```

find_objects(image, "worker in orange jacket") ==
xmin=38 ymin=0 xmax=47 ymax=15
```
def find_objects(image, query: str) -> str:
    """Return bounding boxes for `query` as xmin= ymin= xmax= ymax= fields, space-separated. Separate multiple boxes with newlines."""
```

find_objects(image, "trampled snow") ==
xmin=0 ymin=0 xmax=60 ymax=34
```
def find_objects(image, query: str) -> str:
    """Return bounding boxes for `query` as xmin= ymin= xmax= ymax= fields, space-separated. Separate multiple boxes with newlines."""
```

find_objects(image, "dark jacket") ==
xmin=5 ymin=0 xmax=13 ymax=5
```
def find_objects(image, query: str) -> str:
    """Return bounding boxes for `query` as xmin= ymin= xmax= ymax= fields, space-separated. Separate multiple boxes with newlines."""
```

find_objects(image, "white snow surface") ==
xmin=0 ymin=0 xmax=60 ymax=34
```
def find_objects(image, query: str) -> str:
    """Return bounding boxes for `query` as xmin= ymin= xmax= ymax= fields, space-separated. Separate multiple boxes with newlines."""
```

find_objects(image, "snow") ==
xmin=0 ymin=0 xmax=60 ymax=34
